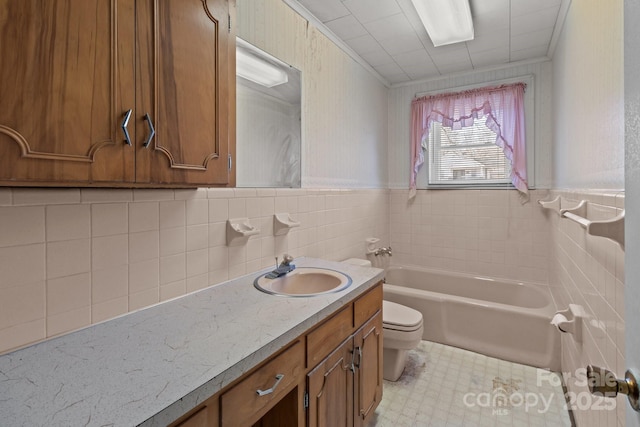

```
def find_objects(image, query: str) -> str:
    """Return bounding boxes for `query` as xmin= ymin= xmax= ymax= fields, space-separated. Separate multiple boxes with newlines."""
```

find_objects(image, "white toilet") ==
xmin=381 ymin=300 xmax=424 ymax=381
xmin=343 ymin=258 xmax=424 ymax=382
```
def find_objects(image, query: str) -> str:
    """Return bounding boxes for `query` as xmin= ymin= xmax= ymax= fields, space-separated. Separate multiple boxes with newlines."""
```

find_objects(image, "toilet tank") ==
xmin=343 ymin=258 xmax=372 ymax=267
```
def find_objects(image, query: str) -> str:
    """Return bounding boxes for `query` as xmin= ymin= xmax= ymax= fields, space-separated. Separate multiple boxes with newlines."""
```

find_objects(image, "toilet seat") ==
xmin=383 ymin=300 xmax=423 ymax=332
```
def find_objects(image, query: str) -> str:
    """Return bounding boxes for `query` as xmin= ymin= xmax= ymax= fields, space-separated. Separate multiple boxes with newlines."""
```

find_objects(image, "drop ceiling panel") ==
xmin=392 ymin=49 xmax=436 ymax=69
xmin=325 ymin=15 xmax=368 ymax=41
xmin=469 ymin=0 xmax=509 ymax=17
xmin=378 ymin=33 xmax=424 ymax=56
xmin=511 ymin=28 xmax=553 ymax=51
xmin=511 ymin=6 xmax=561 ymax=36
xmin=360 ymin=50 xmax=396 ymax=67
xmin=300 ymin=0 xmax=350 ymax=22
xmin=342 ymin=0 xmax=403 ymax=23
xmin=430 ymin=46 xmax=473 ymax=71
xmin=295 ymin=0 xmax=568 ymax=85
xmin=473 ymin=11 xmax=510 ymax=36
xmin=466 ymin=33 xmax=510 ymax=54
xmin=469 ymin=48 xmax=510 ymax=68
xmin=362 ymin=13 xmax=415 ymax=41
xmin=511 ymin=45 xmax=549 ymax=61
xmin=347 ymin=34 xmax=384 ymax=55
xmin=511 ymin=0 xmax=562 ymax=16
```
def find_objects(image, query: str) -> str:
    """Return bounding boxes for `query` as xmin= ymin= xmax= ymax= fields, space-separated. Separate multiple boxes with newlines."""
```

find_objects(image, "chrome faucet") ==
xmin=265 ymin=254 xmax=296 ymax=279
xmin=279 ymin=254 xmax=294 ymax=267
xmin=374 ymin=247 xmax=392 ymax=257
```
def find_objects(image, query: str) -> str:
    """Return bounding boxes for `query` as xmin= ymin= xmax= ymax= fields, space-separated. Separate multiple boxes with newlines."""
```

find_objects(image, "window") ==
xmin=410 ymin=79 xmax=532 ymax=200
xmin=428 ymin=117 xmax=512 ymax=186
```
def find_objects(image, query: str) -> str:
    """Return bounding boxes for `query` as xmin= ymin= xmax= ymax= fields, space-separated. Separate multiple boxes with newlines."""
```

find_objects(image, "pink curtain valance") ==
xmin=410 ymin=82 xmax=529 ymax=200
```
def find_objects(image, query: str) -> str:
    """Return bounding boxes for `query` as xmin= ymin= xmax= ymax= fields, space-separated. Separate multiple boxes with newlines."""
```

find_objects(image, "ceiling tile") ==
xmin=469 ymin=48 xmax=510 ymax=68
xmin=510 ymin=45 xmax=549 ymax=61
xmin=429 ymin=46 xmax=473 ymax=71
xmin=466 ymin=32 xmax=510 ymax=53
xmin=472 ymin=10 xmax=510 ymax=36
xmin=511 ymin=28 xmax=552 ymax=52
xmin=360 ymin=50 xmax=396 ymax=67
xmin=403 ymin=63 xmax=440 ymax=80
xmin=375 ymin=63 xmax=411 ymax=84
xmin=392 ymin=49 xmax=435 ymax=68
xmin=511 ymin=0 xmax=562 ymax=17
xmin=347 ymin=34 xmax=384 ymax=55
xmin=343 ymin=0 xmax=403 ymax=24
xmin=378 ymin=33 xmax=425 ymax=55
xmin=511 ymin=6 xmax=560 ymax=36
xmin=395 ymin=0 xmax=426 ymax=29
xmin=363 ymin=13 xmax=414 ymax=42
xmin=297 ymin=0 xmax=351 ymax=22
xmin=325 ymin=15 xmax=369 ymax=41
xmin=296 ymin=0 xmax=566 ymax=84
xmin=437 ymin=61 xmax=475 ymax=75
xmin=469 ymin=0 xmax=509 ymax=17
xmin=387 ymin=74 xmax=413 ymax=84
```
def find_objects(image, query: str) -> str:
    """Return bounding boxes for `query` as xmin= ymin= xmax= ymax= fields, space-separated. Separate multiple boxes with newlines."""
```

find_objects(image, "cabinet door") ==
xmin=307 ymin=336 xmax=354 ymax=427
xmin=135 ymin=0 xmax=233 ymax=185
xmin=0 ymin=0 xmax=136 ymax=184
xmin=353 ymin=312 xmax=383 ymax=427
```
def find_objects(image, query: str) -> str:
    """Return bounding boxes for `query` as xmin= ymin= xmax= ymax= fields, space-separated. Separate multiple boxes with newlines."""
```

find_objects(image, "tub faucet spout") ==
xmin=374 ymin=247 xmax=392 ymax=257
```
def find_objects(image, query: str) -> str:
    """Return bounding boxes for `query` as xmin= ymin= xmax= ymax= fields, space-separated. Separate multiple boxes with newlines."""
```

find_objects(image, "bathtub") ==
xmin=383 ymin=265 xmax=560 ymax=371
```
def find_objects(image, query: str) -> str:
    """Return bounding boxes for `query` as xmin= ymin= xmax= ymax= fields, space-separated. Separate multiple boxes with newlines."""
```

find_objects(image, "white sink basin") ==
xmin=254 ymin=267 xmax=352 ymax=297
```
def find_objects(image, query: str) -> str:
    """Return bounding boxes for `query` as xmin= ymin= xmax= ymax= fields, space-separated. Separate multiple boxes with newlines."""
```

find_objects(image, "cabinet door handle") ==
xmin=142 ymin=113 xmax=156 ymax=148
xmin=121 ymin=109 xmax=132 ymax=146
xmin=256 ymin=374 xmax=284 ymax=396
xmin=354 ymin=346 xmax=362 ymax=369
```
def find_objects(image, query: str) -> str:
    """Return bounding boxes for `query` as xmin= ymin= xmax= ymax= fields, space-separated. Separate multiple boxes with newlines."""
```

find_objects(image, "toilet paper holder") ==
xmin=551 ymin=304 xmax=585 ymax=343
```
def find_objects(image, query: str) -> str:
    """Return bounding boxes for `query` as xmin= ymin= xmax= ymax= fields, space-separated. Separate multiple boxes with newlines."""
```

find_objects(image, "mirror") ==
xmin=236 ymin=38 xmax=301 ymax=188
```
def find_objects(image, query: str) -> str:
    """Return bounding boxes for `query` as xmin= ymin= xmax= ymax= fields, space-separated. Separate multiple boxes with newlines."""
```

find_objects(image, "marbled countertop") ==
xmin=0 ymin=258 xmax=383 ymax=427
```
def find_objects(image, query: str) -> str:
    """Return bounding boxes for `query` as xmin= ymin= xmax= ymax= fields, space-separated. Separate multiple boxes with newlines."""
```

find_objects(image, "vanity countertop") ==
xmin=0 ymin=258 xmax=383 ymax=427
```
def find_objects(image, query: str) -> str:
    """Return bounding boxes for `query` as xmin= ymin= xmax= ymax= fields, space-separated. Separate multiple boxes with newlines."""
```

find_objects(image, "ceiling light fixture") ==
xmin=411 ymin=0 xmax=474 ymax=47
xmin=236 ymin=48 xmax=288 ymax=88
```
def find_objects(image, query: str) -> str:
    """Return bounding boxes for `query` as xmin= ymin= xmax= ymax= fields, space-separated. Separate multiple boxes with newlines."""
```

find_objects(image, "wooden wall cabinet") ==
xmin=0 ymin=0 xmax=234 ymax=187
xmin=169 ymin=283 xmax=383 ymax=427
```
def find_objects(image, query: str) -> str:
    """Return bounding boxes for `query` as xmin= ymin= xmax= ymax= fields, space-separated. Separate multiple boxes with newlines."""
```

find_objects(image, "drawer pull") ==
xmin=256 ymin=374 xmax=284 ymax=396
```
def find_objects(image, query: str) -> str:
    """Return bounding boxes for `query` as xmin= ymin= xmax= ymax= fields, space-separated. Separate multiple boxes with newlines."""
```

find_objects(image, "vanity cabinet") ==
xmin=221 ymin=340 xmax=305 ymax=426
xmin=0 ymin=0 xmax=234 ymax=187
xmin=307 ymin=299 xmax=383 ymax=427
xmin=169 ymin=283 xmax=383 ymax=427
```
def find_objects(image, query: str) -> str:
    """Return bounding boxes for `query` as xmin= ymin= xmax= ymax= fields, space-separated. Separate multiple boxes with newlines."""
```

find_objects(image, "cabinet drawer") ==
xmin=306 ymin=305 xmax=354 ymax=367
xmin=354 ymin=283 xmax=382 ymax=328
xmin=221 ymin=341 xmax=304 ymax=426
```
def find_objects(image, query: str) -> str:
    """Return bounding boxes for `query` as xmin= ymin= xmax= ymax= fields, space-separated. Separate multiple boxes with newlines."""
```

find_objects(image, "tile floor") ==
xmin=371 ymin=341 xmax=573 ymax=427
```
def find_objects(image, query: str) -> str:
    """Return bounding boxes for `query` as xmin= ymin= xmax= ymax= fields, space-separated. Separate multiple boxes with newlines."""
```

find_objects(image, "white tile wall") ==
xmin=0 ymin=187 xmax=389 ymax=354
xmin=389 ymin=188 xmax=551 ymax=284
xmin=544 ymin=190 xmax=626 ymax=427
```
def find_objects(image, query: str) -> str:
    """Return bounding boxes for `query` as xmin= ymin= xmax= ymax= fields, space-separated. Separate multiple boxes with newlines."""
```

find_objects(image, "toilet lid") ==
xmin=383 ymin=300 xmax=423 ymax=331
